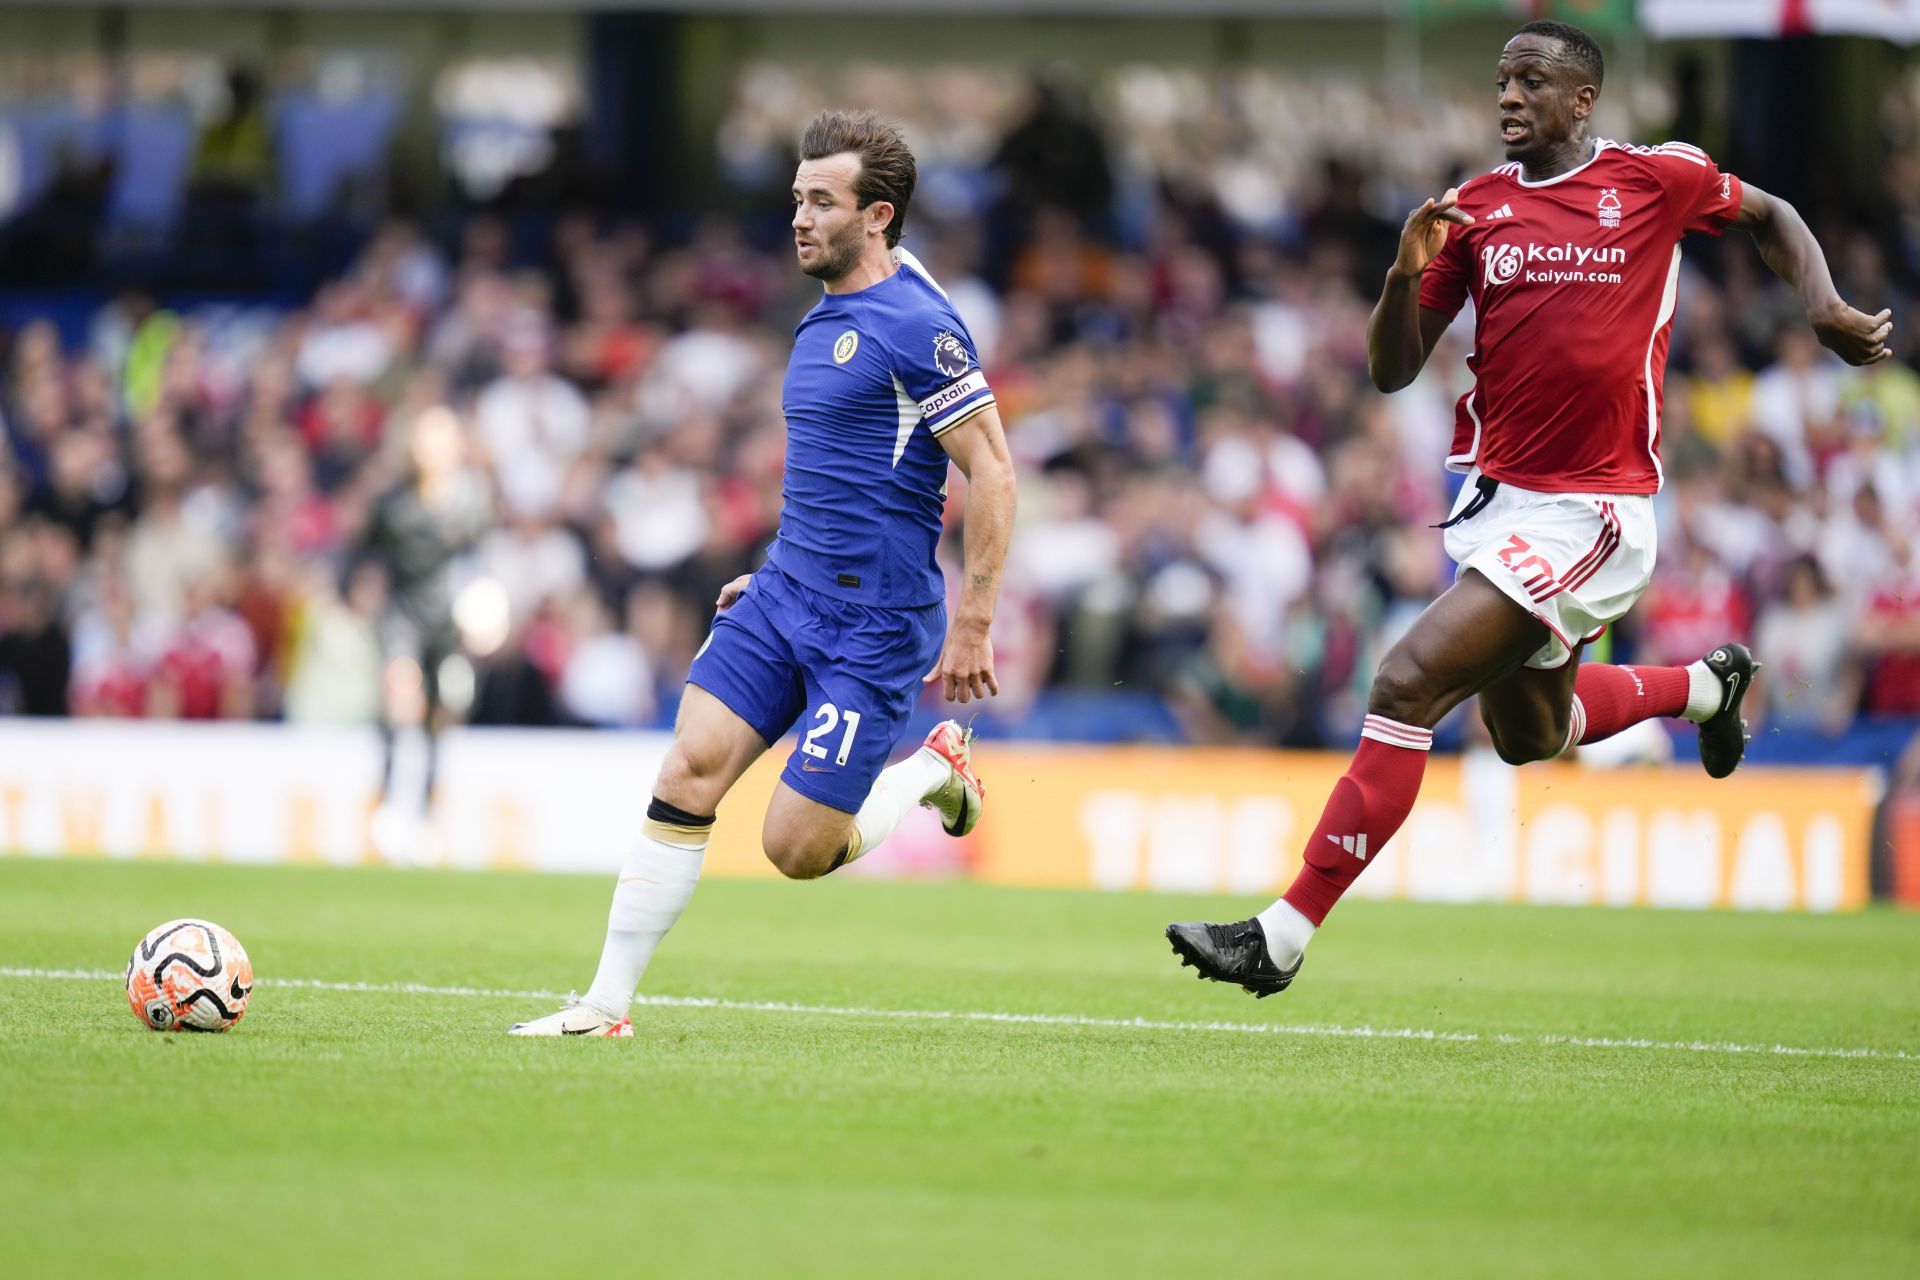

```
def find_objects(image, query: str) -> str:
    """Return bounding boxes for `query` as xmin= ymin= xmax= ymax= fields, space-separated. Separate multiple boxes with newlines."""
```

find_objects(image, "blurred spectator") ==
xmin=0 ymin=572 xmax=71 ymax=717
xmin=181 ymin=65 xmax=275 ymax=288
xmin=27 ymin=428 xmax=128 ymax=550
xmin=558 ymin=589 xmax=656 ymax=728
xmin=1684 ymin=334 xmax=1755 ymax=455
xmin=69 ymin=577 xmax=159 ymax=718
xmin=1754 ymin=557 xmax=1857 ymax=732
xmin=1836 ymin=476 xmax=1907 ymax=582
xmin=1644 ymin=543 xmax=1754 ymax=665
xmin=1861 ymin=552 xmax=1920 ymax=717
xmin=189 ymin=66 xmax=272 ymax=199
xmin=1831 ymin=357 xmax=1920 ymax=514
xmin=604 ymin=448 xmax=708 ymax=574
xmin=991 ymin=70 xmax=1115 ymax=239
xmin=124 ymin=429 xmax=225 ymax=624
xmin=147 ymin=567 xmax=257 ymax=720
xmin=1750 ymin=326 xmax=1843 ymax=489
xmin=282 ymin=562 xmax=385 ymax=725
xmin=475 ymin=510 xmax=587 ymax=624
xmin=296 ymin=284 xmax=398 ymax=390
xmin=1171 ymin=604 xmax=1306 ymax=746
xmin=474 ymin=313 xmax=589 ymax=519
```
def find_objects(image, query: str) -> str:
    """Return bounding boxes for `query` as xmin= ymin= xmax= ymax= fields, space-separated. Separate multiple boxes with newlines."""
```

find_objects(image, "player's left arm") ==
xmin=1733 ymin=182 xmax=1892 ymax=365
xmin=927 ymin=406 xmax=1016 ymax=704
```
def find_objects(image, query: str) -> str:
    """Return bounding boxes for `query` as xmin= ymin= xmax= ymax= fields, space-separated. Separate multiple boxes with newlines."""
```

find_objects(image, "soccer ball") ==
xmin=125 ymin=919 xmax=255 ymax=1032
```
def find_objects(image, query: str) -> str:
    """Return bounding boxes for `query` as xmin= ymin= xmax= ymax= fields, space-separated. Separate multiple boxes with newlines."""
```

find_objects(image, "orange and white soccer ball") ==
xmin=125 ymin=919 xmax=254 ymax=1032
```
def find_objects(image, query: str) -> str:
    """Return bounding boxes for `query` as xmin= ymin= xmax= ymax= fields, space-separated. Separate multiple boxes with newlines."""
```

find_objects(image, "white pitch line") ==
xmin=5 ymin=966 xmax=1913 ymax=1063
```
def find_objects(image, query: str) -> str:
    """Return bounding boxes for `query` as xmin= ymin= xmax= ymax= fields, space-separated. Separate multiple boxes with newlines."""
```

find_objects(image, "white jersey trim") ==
xmin=1643 ymin=245 xmax=1683 ymax=491
xmin=1510 ymin=139 xmax=1617 ymax=188
xmin=1619 ymin=140 xmax=1709 ymax=167
xmin=890 ymin=375 xmax=920 ymax=467
xmin=892 ymin=246 xmax=949 ymax=300
xmin=1486 ymin=138 xmax=1706 ymax=192
xmin=1446 ymin=360 xmax=1485 ymax=474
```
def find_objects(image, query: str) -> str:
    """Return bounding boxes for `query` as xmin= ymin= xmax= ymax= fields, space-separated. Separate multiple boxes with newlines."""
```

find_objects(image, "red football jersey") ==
xmin=1419 ymin=140 xmax=1743 ymax=494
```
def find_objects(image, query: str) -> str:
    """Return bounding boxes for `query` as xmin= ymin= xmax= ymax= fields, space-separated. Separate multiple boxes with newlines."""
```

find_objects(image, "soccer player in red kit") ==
xmin=1167 ymin=20 xmax=1893 ymax=997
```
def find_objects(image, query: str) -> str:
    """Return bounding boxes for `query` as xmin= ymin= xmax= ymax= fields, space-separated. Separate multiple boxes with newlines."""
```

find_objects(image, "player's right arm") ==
xmin=926 ymin=405 xmax=1015 ymax=704
xmin=1731 ymin=182 xmax=1892 ymax=366
xmin=1368 ymin=187 xmax=1472 ymax=393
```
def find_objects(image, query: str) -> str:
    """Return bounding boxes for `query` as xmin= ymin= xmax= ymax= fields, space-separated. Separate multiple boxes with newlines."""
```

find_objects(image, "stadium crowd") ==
xmin=2 ymin=65 xmax=1919 ymax=747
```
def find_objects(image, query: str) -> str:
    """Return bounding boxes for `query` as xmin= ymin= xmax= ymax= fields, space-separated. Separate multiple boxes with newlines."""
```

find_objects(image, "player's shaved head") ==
xmin=1497 ymin=19 xmax=1603 ymax=172
xmin=1509 ymin=19 xmax=1604 ymax=93
xmin=798 ymin=110 xmax=917 ymax=249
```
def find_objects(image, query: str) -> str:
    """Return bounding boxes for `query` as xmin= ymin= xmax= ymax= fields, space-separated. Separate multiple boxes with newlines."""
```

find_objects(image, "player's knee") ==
xmin=675 ymin=738 xmax=730 ymax=784
xmin=762 ymin=833 xmax=836 ymax=880
xmin=659 ymin=734 xmax=732 ymax=802
xmin=1367 ymin=654 xmax=1436 ymax=726
xmin=1488 ymin=732 xmax=1535 ymax=766
xmin=1485 ymin=715 xmax=1564 ymax=766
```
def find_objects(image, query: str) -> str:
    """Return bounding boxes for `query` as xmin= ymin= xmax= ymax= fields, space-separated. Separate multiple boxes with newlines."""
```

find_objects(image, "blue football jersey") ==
xmin=766 ymin=249 xmax=996 ymax=608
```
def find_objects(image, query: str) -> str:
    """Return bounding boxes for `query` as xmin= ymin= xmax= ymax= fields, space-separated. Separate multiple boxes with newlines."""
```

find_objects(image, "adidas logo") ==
xmin=1487 ymin=203 xmax=1515 ymax=220
xmin=1326 ymin=833 xmax=1370 ymax=862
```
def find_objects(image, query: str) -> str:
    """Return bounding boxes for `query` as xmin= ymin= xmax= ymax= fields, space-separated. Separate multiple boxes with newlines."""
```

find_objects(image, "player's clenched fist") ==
xmin=1393 ymin=187 xmax=1475 ymax=280
xmin=714 ymin=574 xmax=752 ymax=612
xmin=1813 ymin=301 xmax=1895 ymax=367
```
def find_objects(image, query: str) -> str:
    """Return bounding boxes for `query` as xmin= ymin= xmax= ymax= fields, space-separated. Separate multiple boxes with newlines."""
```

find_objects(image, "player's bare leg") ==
xmin=1475 ymin=647 xmax=1583 ymax=764
xmin=1479 ymin=641 xmax=1759 ymax=775
xmin=1170 ymin=571 xmax=1761 ymax=996
xmin=760 ymin=785 xmax=860 ymax=879
xmin=761 ymin=720 xmax=985 ymax=880
xmin=510 ymin=685 xmax=765 ymax=1036
xmin=1168 ymin=570 xmax=1544 ymax=995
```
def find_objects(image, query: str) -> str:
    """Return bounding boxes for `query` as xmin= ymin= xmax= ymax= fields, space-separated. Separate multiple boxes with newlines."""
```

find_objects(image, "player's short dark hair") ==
xmin=798 ymin=110 xmax=916 ymax=249
xmin=1513 ymin=19 xmax=1605 ymax=91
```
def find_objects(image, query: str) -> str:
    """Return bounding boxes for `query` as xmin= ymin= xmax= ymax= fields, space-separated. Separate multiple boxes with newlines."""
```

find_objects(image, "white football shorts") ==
xmin=1441 ymin=468 xmax=1657 ymax=670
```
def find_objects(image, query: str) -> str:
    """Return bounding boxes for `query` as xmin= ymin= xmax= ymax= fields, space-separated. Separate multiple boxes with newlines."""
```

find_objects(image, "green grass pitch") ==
xmin=2 ymin=858 xmax=1916 ymax=1279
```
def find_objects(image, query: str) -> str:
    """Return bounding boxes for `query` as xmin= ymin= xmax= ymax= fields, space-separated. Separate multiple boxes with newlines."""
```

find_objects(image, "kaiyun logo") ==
xmin=1482 ymin=242 xmax=1524 ymax=286
xmin=1484 ymin=241 xmax=1628 ymax=288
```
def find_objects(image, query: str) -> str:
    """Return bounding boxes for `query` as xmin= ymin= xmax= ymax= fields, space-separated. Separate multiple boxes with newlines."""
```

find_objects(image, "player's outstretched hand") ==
xmin=1393 ymin=187 xmax=1474 ymax=279
xmin=714 ymin=574 xmax=752 ymax=612
xmin=924 ymin=623 xmax=999 ymax=704
xmin=1813 ymin=302 xmax=1894 ymax=366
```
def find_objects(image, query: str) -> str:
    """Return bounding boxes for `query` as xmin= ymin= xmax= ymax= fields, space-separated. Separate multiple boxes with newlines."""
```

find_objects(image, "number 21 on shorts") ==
xmin=801 ymin=702 xmax=862 ymax=766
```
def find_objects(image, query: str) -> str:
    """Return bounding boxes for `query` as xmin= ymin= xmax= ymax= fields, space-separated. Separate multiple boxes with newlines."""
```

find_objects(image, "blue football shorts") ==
xmin=686 ymin=564 xmax=945 ymax=813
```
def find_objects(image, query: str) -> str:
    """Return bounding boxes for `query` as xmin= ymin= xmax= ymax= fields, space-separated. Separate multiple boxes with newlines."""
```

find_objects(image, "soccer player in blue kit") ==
xmin=513 ymin=112 xmax=1016 ymax=1037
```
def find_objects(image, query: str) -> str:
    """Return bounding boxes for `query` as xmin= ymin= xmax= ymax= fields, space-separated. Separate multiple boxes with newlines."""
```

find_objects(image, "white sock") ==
xmin=1682 ymin=661 xmax=1723 ymax=723
xmin=1255 ymin=899 xmax=1316 ymax=970
xmin=845 ymin=749 xmax=951 ymax=865
xmin=581 ymin=819 xmax=709 ymax=1018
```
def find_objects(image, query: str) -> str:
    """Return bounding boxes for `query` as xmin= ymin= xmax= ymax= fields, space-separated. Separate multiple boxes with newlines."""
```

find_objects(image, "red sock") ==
xmin=1281 ymin=715 xmax=1432 ymax=925
xmin=1569 ymin=664 xmax=1691 ymax=750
